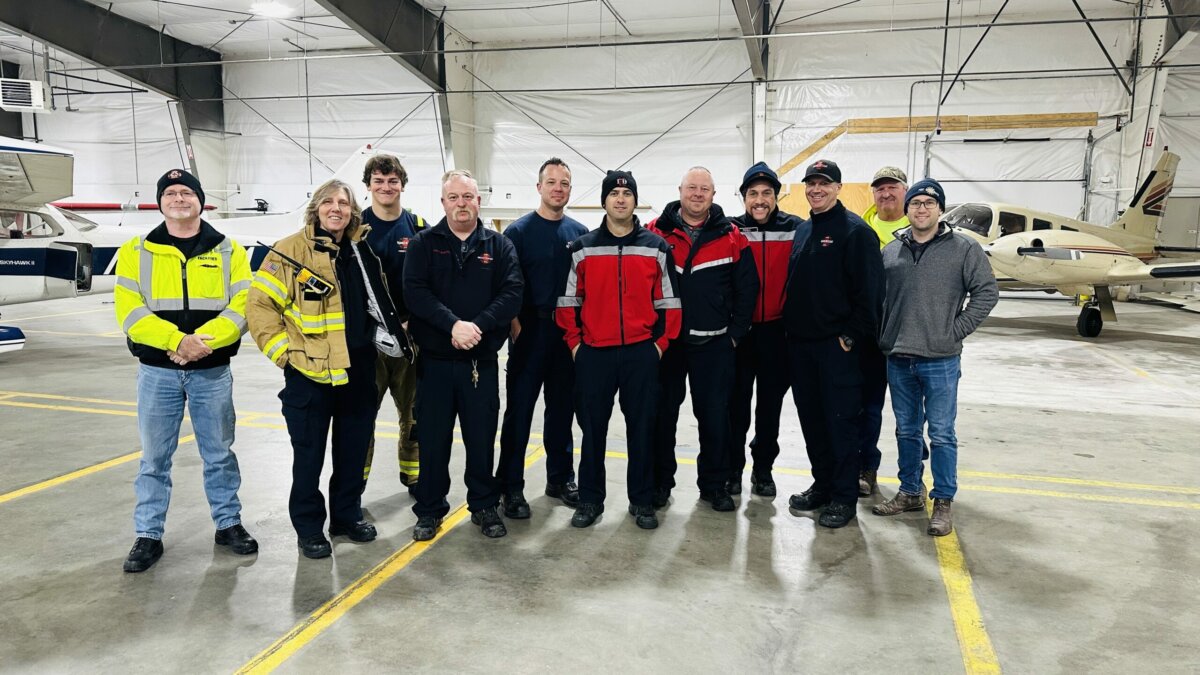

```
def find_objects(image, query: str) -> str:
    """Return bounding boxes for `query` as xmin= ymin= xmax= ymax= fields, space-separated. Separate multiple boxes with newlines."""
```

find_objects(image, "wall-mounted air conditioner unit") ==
xmin=0 ymin=78 xmax=47 ymax=113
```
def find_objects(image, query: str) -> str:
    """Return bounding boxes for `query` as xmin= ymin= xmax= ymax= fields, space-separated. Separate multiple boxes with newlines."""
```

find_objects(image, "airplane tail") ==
xmin=1111 ymin=149 xmax=1180 ymax=241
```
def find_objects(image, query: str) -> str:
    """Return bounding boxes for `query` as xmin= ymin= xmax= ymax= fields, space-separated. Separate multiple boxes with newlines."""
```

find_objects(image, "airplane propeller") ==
xmin=1015 ymin=246 xmax=1082 ymax=261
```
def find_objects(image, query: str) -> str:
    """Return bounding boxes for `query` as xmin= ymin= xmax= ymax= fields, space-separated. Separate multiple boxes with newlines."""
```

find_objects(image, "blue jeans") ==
xmin=887 ymin=355 xmax=960 ymax=500
xmin=134 ymin=363 xmax=243 ymax=539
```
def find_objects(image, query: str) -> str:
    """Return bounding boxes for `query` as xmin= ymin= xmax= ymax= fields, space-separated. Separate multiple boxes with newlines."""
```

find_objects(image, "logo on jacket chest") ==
xmin=478 ymin=253 xmax=493 ymax=265
xmin=397 ymin=237 xmax=411 ymax=252
xmin=820 ymin=235 xmax=834 ymax=247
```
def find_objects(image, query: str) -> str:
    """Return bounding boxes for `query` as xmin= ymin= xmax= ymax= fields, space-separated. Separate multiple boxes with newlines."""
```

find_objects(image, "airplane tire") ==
xmin=1077 ymin=306 xmax=1103 ymax=338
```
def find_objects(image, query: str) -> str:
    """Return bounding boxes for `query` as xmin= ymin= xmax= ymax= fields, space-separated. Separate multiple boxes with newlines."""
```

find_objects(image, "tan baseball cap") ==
xmin=870 ymin=166 xmax=908 ymax=187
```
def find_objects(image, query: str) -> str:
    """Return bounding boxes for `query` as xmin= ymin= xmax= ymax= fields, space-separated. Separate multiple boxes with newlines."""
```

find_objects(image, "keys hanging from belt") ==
xmin=471 ymin=359 xmax=479 ymax=389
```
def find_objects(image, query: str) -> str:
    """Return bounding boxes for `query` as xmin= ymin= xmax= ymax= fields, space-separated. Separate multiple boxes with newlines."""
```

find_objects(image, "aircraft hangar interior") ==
xmin=1 ymin=0 xmax=1199 ymax=672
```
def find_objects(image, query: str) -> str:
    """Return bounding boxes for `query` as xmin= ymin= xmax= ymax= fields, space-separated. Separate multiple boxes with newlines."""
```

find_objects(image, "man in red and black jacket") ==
xmin=728 ymin=162 xmax=802 ymax=499
xmin=556 ymin=170 xmax=680 ymax=530
xmin=647 ymin=166 xmax=759 ymax=513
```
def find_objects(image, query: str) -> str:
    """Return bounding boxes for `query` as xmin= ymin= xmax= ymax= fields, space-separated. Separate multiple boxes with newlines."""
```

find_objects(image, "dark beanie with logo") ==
xmin=156 ymin=168 xmax=206 ymax=210
xmin=601 ymin=170 xmax=638 ymax=206
xmin=904 ymin=178 xmax=946 ymax=212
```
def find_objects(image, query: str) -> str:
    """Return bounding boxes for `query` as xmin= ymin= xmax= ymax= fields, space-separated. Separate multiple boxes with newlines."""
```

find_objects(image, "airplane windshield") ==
xmin=58 ymin=208 xmax=99 ymax=232
xmin=942 ymin=204 xmax=993 ymax=238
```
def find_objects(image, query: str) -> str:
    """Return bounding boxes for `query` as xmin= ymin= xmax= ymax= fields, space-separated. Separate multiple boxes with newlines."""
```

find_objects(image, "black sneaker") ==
xmin=725 ymin=478 xmax=742 ymax=495
xmin=297 ymin=534 xmax=332 ymax=559
xmin=628 ymin=504 xmax=658 ymax=530
xmin=545 ymin=481 xmax=581 ymax=507
xmin=214 ymin=524 xmax=258 ymax=554
xmin=123 ymin=537 xmax=163 ymax=573
xmin=330 ymin=520 xmax=377 ymax=542
xmin=471 ymin=506 xmax=507 ymax=538
xmin=412 ymin=515 xmax=442 ymax=541
xmin=750 ymin=472 xmax=777 ymax=497
xmin=651 ymin=486 xmax=672 ymax=509
xmin=788 ymin=486 xmax=831 ymax=511
xmin=699 ymin=488 xmax=736 ymax=512
xmin=571 ymin=502 xmax=604 ymax=528
xmin=502 ymin=491 xmax=531 ymax=519
xmin=818 ymin=502 xmax=857 ymax=528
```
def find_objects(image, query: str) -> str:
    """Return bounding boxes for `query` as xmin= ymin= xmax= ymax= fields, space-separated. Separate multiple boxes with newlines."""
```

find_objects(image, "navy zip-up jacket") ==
xmin=363 ymin=206 xmax=426 ymax=318
xmin=403 ymin=219 xmax=524 ymax=360
xmin=783 ymin=200 xmax=884 ymax=345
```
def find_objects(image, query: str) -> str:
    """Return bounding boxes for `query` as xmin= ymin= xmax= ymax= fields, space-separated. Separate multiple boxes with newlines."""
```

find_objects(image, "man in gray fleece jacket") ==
xmin=871 ymin=178 xmax=998 ymax=537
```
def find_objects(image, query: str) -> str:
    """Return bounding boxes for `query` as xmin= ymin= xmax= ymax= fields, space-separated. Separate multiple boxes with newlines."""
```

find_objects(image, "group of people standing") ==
xmin=113 ymin=150 xmax=997 ymax=573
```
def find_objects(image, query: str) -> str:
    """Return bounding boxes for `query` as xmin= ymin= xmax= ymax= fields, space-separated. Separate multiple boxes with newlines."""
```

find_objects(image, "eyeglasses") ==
xmin=908 ymin=199 xmax=939 ymax=210
xmin=163 ymin=189 xmax=196 ymax=200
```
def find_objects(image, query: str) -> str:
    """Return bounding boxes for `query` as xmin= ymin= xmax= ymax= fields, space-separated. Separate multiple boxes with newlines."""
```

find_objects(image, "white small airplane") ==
xmin=942 ymin=149 xmax=1200 ymax=337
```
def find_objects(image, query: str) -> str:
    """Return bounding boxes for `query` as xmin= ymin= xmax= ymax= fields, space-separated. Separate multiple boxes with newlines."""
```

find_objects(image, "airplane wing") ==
xmin=1103 ymin=259 xmax=1200 ymax=284
xmin=0 ymin=138 xmax=74 ymax=205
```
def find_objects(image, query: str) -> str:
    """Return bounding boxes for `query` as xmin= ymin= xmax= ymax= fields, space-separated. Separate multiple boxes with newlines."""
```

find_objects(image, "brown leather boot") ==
xmin=928 ymin=498 xmax=953 ymax=536
xmin=871 ymin=487 xmax=926 ymax=516
xmin=858 ymin=470 xmax=877 ymax=497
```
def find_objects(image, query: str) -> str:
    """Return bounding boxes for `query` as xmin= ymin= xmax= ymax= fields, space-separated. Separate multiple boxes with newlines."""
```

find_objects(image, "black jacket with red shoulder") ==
xmin=647 ymin=201 xmax=759 ymax=345
xmin=556 ymin=217 xmax=681 ymax=353
xmin=732 ymin=208 xmax=802 ymax=324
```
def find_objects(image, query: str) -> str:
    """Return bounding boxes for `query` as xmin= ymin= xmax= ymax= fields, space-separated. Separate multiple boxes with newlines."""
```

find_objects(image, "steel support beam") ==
xmin=0 ymin=0 xmax=223 ymax=129
xmin=1070 ymin=0 xmax=1133 ymax=95
xmin=312 ymin=0 xmax=444 ymax=92
xmin=732 ymin=0 xmax=770 ymax=80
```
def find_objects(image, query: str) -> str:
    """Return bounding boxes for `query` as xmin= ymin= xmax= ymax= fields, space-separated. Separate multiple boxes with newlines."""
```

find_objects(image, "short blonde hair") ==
xmin=305 ymin=179 xmax=362 ymax=234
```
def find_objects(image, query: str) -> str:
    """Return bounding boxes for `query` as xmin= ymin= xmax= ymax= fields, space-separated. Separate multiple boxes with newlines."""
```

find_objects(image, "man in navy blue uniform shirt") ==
xmin=360 ymin=154 xmax=426 ymax=492
xmin=404 ymin=170 xmax=523 ymax=541
xmin=496 ymin=158 xmax=589 ymax=519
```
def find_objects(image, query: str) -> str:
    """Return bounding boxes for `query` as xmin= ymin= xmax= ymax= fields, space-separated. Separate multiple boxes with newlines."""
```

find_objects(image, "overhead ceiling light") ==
xmin=250 ymin=1 xmax=295 ymax=18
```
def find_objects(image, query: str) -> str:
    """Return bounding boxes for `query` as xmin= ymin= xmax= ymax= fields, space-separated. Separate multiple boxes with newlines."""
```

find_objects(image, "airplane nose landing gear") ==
xmin=1076 ymin=285 xmax=1115 ymax=338
xmin=1076 ymin=304 xmax=1103 ymax=338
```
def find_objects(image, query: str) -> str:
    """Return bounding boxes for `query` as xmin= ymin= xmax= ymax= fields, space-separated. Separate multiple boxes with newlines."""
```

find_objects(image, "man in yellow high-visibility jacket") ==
xmin=114 ymin=168 xmax=257 ymax=573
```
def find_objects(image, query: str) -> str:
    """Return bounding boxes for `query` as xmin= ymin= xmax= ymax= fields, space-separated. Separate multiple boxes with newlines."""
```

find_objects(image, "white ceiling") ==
xmin=44 ymin=0 xmax=1142 ymax=58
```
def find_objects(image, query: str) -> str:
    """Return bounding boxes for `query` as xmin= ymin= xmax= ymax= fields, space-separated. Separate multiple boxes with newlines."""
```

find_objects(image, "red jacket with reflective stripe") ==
xmin=556 ymin=218 xmax=681 ymax=352
xmin=732 ymin=209 xmax=802 ymax=323
xmin=647 ymin=202 xmax=759 ymax=344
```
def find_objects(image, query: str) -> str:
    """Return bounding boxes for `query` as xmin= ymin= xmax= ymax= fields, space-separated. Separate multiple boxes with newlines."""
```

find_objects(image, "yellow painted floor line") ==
xmin=237 ymin=446 xmax=548 ymax=674
xmin=0 ymin=391 xmax=546 ymax=441
xmin=925 ymin=495 xmax=1001 ymax=674
xmin=964 ymin=484 xmax=1200 ymax=510
xmin=0 ymin=400 xmax=139 ymax=417
xmin=582 ymin=451 xmax=1200 ymax=509
xmin=0 ymin=390 xmax=138 ymax=406
xmin=0 ymin=414 xmax=270 ymax=505
xmin=0 ymin=434 xmax=193 ymax=505
xmin=958 ymin=470 xmax=1200 ymax=495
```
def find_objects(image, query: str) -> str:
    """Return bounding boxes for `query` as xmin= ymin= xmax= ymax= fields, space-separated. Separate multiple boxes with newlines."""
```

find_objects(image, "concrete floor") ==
xmin=0 ymin=293 xmax=1198 ymax=674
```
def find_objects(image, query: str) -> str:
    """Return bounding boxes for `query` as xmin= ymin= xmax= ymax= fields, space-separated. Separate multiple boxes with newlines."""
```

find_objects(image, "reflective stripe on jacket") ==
xmin=246 ymin=224 xmax=361 ymax=385
xmin=113 ymin=221 xmax=250 ymax=370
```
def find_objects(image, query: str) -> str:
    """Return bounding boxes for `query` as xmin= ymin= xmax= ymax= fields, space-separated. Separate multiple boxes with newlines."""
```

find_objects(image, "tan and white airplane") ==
xmin=941 ymin=150 xmax=1200 ymax=337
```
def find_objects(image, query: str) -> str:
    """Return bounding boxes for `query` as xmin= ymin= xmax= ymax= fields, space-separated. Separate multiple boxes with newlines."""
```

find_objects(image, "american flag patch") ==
xmin=265 ymin=261 xmax=279 ymax=272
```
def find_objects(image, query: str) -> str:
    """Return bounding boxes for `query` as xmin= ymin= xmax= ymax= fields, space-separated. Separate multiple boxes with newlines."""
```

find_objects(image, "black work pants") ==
xmin=574 ymin=341 xmax=658 ymax=506
xmin=411 ymin=357 xmax=501 ymax=518
xmin=729 ymin=320 xmax=791 ymax=480
xmin=281 ymin=347 xmax=377 ymax=538
xmin=858 ymin=340 xmax=887 ymax=473
xmin=788 ymin=337 xmax=863 ymax=505
xmin=497 ymin=314 xmax=576 ymax=493
xmin=653 ymin=337 xmax=734 ymax=494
